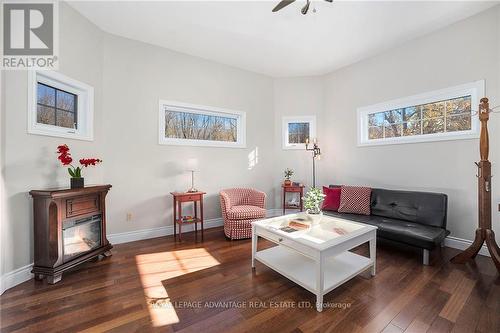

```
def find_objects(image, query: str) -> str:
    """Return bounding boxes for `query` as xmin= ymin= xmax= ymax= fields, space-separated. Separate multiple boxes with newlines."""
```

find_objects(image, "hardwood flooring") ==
xmin=1 ymin=227 xmax=499 ymax=333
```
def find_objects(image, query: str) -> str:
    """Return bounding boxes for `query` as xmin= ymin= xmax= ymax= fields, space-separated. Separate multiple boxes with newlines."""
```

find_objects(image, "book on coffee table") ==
xmin=279 ymin=219 xmax=310 ymax=233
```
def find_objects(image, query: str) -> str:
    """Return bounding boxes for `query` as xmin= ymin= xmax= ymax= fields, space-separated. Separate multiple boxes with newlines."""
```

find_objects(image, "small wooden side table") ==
xmin=170 ymin=191 xmax=205 ymax=241
xmin=282 ymin=184 xmax=305 ymax=214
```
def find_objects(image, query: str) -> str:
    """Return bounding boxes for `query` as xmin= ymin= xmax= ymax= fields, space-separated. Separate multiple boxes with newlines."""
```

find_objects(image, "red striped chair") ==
xmin=220 ymin=188 xmax=266 ymax=240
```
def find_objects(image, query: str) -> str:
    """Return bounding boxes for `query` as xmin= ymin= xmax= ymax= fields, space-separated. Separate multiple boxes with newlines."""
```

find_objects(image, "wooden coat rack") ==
xmin=451 ymin=98 xmax=500 ymax=273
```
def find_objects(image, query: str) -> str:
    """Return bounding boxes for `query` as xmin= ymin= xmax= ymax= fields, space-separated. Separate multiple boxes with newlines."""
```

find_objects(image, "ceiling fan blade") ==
xmin=301 ymin=0 xmax=310 ymax=15
xmin=272 ymin=0 xmax=296 ymax=12
xmin=324 ymin=0 xmax=333 ymax=2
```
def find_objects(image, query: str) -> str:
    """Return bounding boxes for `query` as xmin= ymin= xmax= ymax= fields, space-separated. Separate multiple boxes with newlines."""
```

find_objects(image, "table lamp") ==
xmin=186 ymin=158 xmax=199 ymax=193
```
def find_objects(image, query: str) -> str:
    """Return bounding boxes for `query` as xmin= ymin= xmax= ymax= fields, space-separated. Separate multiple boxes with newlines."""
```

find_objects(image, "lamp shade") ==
xmin=186 ymin=158 xmax=199 ymax=171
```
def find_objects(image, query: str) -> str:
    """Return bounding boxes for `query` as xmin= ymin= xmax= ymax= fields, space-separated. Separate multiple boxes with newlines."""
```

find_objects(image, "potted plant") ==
xmin=303 ymin=187 xmax=326 ymax=224
xmin=56 ymin=144 xmax=102 ymax=189
xmin=284 ymin=168 xmax=294 ymax=186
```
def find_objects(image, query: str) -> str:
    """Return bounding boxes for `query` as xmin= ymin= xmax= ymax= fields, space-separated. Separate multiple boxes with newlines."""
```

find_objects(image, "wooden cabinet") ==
xmin=282 ymin=184 xmax=305 ymax=214
xmin=29 ymin=185 xmax=113 ymax=284
xmin=170 ymin=191 xmax=205 ymax=241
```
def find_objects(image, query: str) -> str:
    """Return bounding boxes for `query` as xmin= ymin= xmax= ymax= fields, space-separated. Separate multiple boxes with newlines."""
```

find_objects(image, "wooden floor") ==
xmin=1 ymin=227 xmax=499 ymax=333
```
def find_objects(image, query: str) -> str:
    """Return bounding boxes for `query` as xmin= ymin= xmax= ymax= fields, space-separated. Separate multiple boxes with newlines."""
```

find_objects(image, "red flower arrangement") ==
xmin=56 ymin=144 xmax=102 ymax=179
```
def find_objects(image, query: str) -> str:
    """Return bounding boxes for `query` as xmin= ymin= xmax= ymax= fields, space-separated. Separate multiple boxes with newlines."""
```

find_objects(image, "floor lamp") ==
xmin=305 ymin=138 xmax=321 ymax=188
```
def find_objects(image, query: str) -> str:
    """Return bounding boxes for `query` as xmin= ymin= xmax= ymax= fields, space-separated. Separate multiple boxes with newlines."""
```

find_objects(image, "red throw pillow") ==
xmin=338 ymin=186 xmax=372 ymax=215
xmin=322 ymin=186 xmax=341 ymax=211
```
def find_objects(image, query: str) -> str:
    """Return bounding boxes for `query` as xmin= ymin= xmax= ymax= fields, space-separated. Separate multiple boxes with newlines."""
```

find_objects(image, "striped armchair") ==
xmin=220 ymin=188 xmax=267 ymax=240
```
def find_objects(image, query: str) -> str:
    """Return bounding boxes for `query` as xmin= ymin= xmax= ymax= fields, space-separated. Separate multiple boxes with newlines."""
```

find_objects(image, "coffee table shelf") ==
xmin=255 ymin=246 xmax=372 ymax=295
xmin=252 ymin=213 xmax=377 ymax=311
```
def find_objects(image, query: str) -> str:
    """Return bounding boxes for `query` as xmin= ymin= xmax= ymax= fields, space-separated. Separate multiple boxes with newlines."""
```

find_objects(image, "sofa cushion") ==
xmin=227 ymin=205 xmax=266 ymax=220
xmin=322 ymin=186 xmax=341 ymax=211
xmin=323 ymin=210 xmax=381 ymax=226
xmin=323 ymin=210 xmax=448 ymax=249
xmin=375 ymin=218 xmax=449 ymax=250
xmin=338 ymin=186 xmax=371 ymax=215
xmin=371 ymin=188 xmax=448 ymax=228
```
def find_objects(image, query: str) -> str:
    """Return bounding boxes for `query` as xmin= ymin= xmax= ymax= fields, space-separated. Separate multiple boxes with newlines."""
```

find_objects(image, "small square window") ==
xmin=28 ymin=71 xmax=94 ymax=141
xmin=36 ymin=83 xmax=77 ymax=129
xmin=282 ymin=116 xmax=316 ymax=149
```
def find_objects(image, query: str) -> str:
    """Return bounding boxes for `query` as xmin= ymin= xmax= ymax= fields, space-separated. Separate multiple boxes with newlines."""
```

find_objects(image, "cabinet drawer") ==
xmin=285 ymin=187 xmax=302 ymax=193
xmin=255 ymin=227 xmax=315 ymax=258
xmin=66 ymin=195 xmax=100 ymax=218
xmin=178 ymin=194 xmax=201 ymax=202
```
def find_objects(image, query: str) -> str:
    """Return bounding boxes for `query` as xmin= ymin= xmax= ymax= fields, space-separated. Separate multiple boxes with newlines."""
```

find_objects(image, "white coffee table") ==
xmin=251 ymin=213 xmax=377 ymax=312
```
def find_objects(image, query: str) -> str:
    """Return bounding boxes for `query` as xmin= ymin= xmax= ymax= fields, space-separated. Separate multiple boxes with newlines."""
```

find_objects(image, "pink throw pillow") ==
xmin=338 ymin=186 xmax=372 ymax=215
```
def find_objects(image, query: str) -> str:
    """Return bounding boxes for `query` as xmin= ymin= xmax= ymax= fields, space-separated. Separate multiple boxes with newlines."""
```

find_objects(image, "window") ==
xmin=282 ymin=116 xmax=316 ymax=149
xmin=357 ymin=81 xmax=484 ymax=146
xmin=28 ymin=71 xmax=94 ymax=141
xmin=159 ymin=100 xmax=246 ymax=148
xmin=37 ymin=83 xmax=77 ymax=129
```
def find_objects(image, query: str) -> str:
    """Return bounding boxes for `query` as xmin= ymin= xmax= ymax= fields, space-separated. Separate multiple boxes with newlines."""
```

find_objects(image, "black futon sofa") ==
xmin=323 ymin=186 xmax=449 ymax=265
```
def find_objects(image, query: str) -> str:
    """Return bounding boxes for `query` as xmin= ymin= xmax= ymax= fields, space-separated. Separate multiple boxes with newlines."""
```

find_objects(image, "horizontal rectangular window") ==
xmin=28 ymin=71 xmax=94 ymax=141
xmin=159 ymin=100 xmax=246 ymax=148
xmin=367 ymin=96 xmax=472 ymax=140
xmin=357 ymin=81 xmax=484 ymax=146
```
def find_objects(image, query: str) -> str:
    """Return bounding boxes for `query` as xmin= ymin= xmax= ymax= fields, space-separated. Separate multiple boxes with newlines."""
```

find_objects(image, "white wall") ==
xmin=272 ymin=77 xmax=324 ymax=208
xmin=1 ymin=3 xmax=104 ymax=276
xmin=320 ymin=6 xmax=500 ymax=240
xmin=100 ymin=34 xmax=275 ymax=234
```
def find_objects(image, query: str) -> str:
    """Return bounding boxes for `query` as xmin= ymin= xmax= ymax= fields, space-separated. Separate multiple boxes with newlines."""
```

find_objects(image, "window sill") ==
xmin=282 ymin=144 xmax=307 ymax=150
xmin=358 ymin=131 xmax=479 ymax=147
xmin=28 ymin=127 xmax=93 ymax=141
xmin=159 ymin=138 xmax=246 ymax=149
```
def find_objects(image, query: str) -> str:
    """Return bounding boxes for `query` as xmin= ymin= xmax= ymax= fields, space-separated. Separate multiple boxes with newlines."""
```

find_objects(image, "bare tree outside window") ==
xmin=368 ymin=96 xmax=471 ymax=140
xmin=37 ymin=83 xmax=77 ymax=129
xmin=165 ymin=109 xmax=237 ymax=142
xmin=288 ymin=122 xmax=310 ymax=144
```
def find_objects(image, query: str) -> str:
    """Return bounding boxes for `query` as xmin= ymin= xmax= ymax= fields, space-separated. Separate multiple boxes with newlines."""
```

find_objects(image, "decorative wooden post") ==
xmin=451 ymin=98 xmax=500 ymax=272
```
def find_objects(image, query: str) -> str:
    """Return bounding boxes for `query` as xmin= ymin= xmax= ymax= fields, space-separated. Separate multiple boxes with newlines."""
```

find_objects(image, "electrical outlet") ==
xmin=126 ymin=213 xmax=132 ymax=221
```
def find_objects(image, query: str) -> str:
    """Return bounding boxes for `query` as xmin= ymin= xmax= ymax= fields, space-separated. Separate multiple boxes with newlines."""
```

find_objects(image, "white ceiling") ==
xmin=68 ymin=1 xmax=499 ymax=77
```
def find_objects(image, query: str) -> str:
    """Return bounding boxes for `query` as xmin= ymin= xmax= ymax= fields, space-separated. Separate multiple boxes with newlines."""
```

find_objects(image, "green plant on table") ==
xmin=303 ymin=187 xmax=326 ymax=214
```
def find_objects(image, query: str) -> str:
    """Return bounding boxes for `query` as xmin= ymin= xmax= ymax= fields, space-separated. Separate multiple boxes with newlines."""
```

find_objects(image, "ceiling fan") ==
xmin=272 ymin=0 xmax=333 ymax=15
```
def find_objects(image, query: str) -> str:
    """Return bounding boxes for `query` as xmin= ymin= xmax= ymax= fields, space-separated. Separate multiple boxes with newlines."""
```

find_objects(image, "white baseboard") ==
xmin=0 ymin=263 xmax=33 ymax=295
xmin=0 ymin=210 xmax=491 ymax=295
xmin=108 ymin=209 xmax=282 ymax=244
xmin=107 ymin=217 xmax=224 ymax=244
xmin=444 ymin=236 xmax=490 ymax=257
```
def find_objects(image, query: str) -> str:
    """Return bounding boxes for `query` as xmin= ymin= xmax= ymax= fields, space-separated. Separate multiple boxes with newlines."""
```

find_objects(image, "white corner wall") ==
xmin=100 ymin=33 xmax=275 ymax=236
xmin=272 ymin=77 xmax=324 ymax=208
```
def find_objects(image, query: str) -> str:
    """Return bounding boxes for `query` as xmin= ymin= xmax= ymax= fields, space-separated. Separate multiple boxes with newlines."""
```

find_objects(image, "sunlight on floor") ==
xmin=136 ymin=248 xmax=221 ymax=327
xmin=248 ymin=147 xmax=259 ymax=170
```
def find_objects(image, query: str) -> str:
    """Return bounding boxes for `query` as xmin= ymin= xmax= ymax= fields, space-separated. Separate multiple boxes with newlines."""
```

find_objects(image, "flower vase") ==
xmin=70 ymin=177 xmax=84 ymax=189
xmin=306 ymin=210 xmax=323 ymax=225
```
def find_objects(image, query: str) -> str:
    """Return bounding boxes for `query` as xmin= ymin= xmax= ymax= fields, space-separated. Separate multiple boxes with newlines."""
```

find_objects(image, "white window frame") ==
xmin=27 ymin=71 xmax=94 ymax=141
xmin=357 ymin=80 xmax=484 ymax=147
xmin=158 ymin=100 xmax=246 ymax=148
xmin=282 ymin=115 xmax=317 ymax=150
